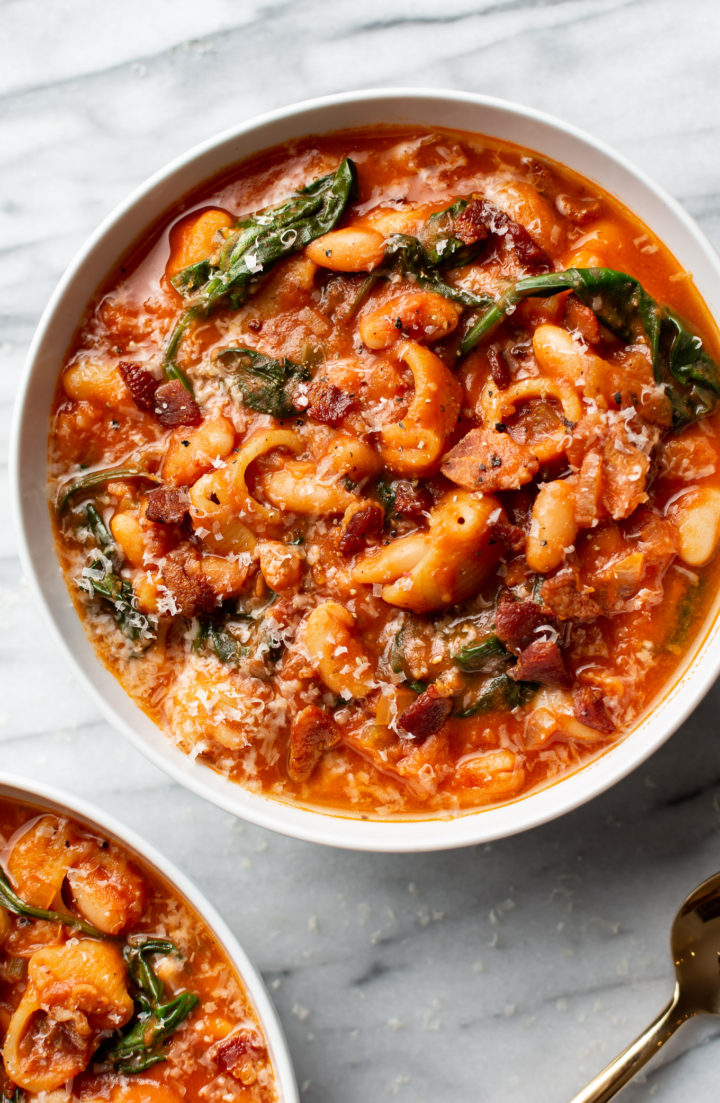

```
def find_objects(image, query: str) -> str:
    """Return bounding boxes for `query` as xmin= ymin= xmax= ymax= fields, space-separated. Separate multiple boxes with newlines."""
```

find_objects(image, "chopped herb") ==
xmin=376 ymin=479 xmax=397 ymax=519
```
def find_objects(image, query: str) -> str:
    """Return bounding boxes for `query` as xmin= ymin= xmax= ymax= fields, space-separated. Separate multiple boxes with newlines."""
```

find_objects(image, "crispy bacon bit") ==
xmin=307 ymin=380 xmax=356 ymax=425
xmin=288 ymin=705 xmax=342 ymax=782
xmin=338 ymin=500 xmax=384 ymax=556
xmin=495 ymin=597 xmax=556 ymax=655
xmin=160 ymin=549 xmax=216 ymax=617
xmin=555 ymin=193 xmax=602 ymax=224
xmin=453 ymin=201 xmax=491 ymax=245
xmin=117 ymin=361 xmax=159 ymax=412
xmin=487 ymin=346 xmax=511 ymax=390
xmin=398 ymin=684 xmax=453 ymax=741
xmin=455 ymin=198 xmax=552 ymax=272
xmin=213 ymin=1030 xmax=265 ymax=1079
xmin=393 ymin=481 xmax=433 ymax=516
xmin=510 ymin=639 xmax=569 ymax=687
xmin=489 ymin=517 xmax=525 ymax=553
xmin=154 ymin=380 xmax=202 ymax=427
xmin=573 ymin=686 xmax=616 ymax=734
xmin=441 ymin=427 xmax=540 ymax=493
xmin=564 ymin=295 xmax=601 ymax=345
xmin=145 ymin=485 xmax=190 ymax=524
xmin=541 ymin=573 xmax=601 ymax=622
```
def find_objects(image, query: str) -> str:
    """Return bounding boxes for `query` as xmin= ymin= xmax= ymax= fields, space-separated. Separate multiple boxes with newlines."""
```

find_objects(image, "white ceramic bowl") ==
xmin=0 ymin=772 xmax=299 ymax=1101
xmin=12 ymin=89 xmax=720 ymax=851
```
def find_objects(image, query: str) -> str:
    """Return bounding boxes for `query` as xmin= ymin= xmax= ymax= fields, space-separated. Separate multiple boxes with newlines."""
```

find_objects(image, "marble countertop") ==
xmin=3 ymin=1 xmax=720 ymax=1099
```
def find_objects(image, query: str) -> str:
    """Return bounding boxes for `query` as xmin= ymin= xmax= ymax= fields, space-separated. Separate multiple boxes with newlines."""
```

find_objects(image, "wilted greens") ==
xmin=57 ymin=466 xmax=159 ymax=514
xmin=459 ymin=267 xmax=720 ymax=427
xmin=0 ymin=867 xmax=106 ymax=939
xmin=216 ymin=346 xmax=310 ymax=417
xmin=78 ymin=504 xmax=155 ymax=643
xmin=452 ymin=634 xmax=508 ymax=672
xmin=107 ymin=936 xmax=199 ymax=1074
xmin=164 ymin=158 xmax=357 ymax=387
xmin=454 ymin=673 xmax=538 ymax=718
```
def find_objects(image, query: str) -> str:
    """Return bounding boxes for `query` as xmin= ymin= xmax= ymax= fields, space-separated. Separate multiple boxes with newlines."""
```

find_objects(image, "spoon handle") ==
xmin=569 ymin=986 xmax=688 ymax=1103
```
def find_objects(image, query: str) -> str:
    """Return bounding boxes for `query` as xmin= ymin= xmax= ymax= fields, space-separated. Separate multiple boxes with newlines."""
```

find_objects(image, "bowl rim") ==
xmin=0 ymin=770 xmax=299 ymax=1102
xmin=11 ymin=86 xmax=720 ymax=852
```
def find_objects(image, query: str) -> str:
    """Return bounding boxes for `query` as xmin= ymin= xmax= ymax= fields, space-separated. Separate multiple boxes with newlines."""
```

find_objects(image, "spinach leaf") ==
xmin=164 ymin=158 xmax=357 ymax=387
xmin=453 ymin=634 xmax=508 ymax=672
xmin=454 ymin=673 xmax=537 ymax=718
xmin=215 ymin=346 xmax=310 ymax=417
xmin=194 ymin=619 xmax=250 ymax=664
xmin=384 ymin=234 xmax=491 ymax=310
xmin=459 ymin=267 xmax=720 ymax=427
xmin=57 ymin=466 xmax=160 ymax=514
xmin=107 ymin=935 xmax=199 ymax=1074
xmin=79 ymin=505 xmax=156 ymax=644
xmin=418 ymin=198 xmax=486 ymax=268
xmin=0 ymin=867 xmax=106 ymax=939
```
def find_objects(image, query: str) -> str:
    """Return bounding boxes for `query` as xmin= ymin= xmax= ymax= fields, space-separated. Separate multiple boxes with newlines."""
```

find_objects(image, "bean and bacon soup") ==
xmin=0 ymin=801 xmax=278 ymax=1101
xmin=49 ymin=128 xmax=720 ymax=816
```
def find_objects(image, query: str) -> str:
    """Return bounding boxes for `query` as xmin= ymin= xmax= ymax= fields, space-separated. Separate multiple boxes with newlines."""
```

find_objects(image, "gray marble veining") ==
xmin=3 ymin=1 xmax=720 ymax=1099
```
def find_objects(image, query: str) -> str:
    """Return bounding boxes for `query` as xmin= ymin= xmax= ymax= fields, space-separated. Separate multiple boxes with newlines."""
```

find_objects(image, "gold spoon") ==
xmin=571 ymin=870 xmax=720 ymax=1102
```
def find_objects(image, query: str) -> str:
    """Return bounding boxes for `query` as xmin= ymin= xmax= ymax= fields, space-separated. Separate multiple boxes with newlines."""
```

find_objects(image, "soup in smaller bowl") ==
xmin=0 ymin=777 xmax=296 ymax=1102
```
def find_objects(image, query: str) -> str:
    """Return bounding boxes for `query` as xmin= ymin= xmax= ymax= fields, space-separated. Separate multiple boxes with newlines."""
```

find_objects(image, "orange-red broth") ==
xmin=49 ymin=128 xmax=720 ymax=817
xmin=0 ymin=800 xmax=278 ymax=1101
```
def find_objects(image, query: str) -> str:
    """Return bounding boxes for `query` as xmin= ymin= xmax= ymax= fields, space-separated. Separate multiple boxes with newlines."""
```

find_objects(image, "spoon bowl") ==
xmin=572 ymin=870 xmax=720 ymax=1102
xmin=671 ymin=870 xmax=720 ymax=1015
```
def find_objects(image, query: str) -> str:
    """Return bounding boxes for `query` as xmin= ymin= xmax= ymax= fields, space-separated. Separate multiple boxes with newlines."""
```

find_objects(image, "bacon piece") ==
xmin=118 ymin=361 xmax=160 ymax=412
xmin=510 ymin=639 xmax=569 ymax=687
xmin=307 ymin=381 xmax=356 ymax=425
xmin=573 ymin=686 xmax=616 ymax=734
xmin=541 ymin=573 xmax=601 ymax=622
xmin=487 ymin=346 xmax=511 ymax=390
xmin=145 ymin=485 xmax=190 ymax=524
xmin=455 ymin=198 xmax=552 ymax=272
xmin=453 ymin=201 xmax=491 ymax=245
xmin=160 ymin=549 xmax=216 ymax=617
xmin=393 ymin=481 xmax=433 ymax=516
xmin=398 ymin=684 xmax=453 ymax=741
xmin=154 ymin=380 xmax=202 ymax=427
xmin=564 ymin=295 xmax=601 ymax=345
xmin=213 ymin=1030 xmax=266 ymax=1079
xmin=288 ymin=705 xmax=342 ymax=782
xmin=489 ymin=517 xmax=525 ymax=553
xmin=338 ymin=500 xmax=384 ymax=556
xmin=495 ymin=597 xmax=556 ymax=655
xmin=441 ymin=427 xmax=540 ymax=492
